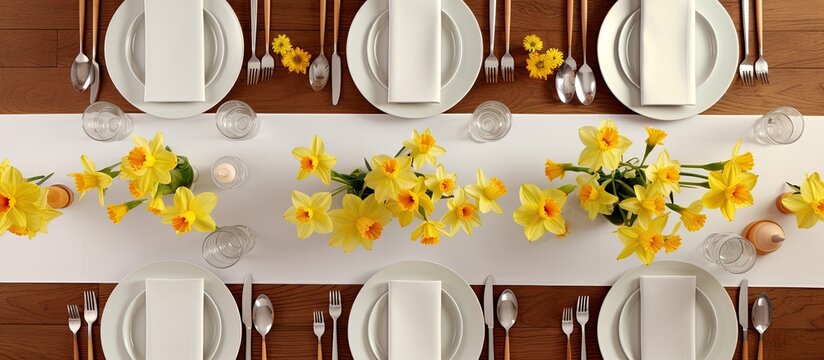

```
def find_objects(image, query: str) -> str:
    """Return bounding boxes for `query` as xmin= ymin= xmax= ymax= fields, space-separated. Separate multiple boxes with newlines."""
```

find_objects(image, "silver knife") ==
xmin=89 ymin=0 xmax=100 ymax=103
xmin=739 ymin=279 xmax=749 ymax=359
xmin=243 ymin=274 xmax=253 ymax=360
xmin=331 ymin=0 xmax=341 ymax=105
xmin=484 ymin=275 xmax=495 ymax=360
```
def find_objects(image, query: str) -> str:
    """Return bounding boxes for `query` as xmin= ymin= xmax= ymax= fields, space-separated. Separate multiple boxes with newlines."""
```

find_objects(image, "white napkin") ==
xmin=144 ymin=0 xmax=205 ymax=102
xmin=640 ymin=275 xmax=696 ymax=360
xmin=387 ymin=0 xmax=441 ymax=103
xmin=640 ymin=0 xmax=695 ymax=105
xmin=388 ymin=280 xmax=441 ymax=360
xmin=145 ymin=278 xmax=204 ymax=360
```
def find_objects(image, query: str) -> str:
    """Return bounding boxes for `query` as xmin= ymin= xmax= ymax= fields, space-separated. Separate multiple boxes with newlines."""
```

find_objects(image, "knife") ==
xmin=331 ymin=0 xmax=341 ymax=105
xmin=739 ymin=279 xmax=749 ymax=360
xmin=484 ymin=275 xmax=495 ymax=360
xmin=243 ymin=274 xmax=253 ymax=360
xmin=89 ymin=0 xmax=100 ymax=103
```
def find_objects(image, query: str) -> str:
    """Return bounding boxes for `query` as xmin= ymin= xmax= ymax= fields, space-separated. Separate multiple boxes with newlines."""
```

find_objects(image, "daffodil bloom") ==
xmin=544 ymin=160 xmax=566 ymax=181
xmin=616 ymin=214 xmax=669 ymax=265
xmin=702 ymin=169 xmax=758 ymax=221
xmin=147 ymin=196 xmax=166 ymax=215
xmin=403 ymin=129 xmax=446 ymax=169
xmin=466 ymin=169 xmax=507 ymax=214
xmin=424 ymin=164 xmax=457 ymax=201
xmin=283 ymin=191 xmax=333 ymax=239
xmin=674 ymin=200 xmax=706 ymax=232
xmin=106 ymin=199 xmax=145 ymax=224
xmin=161 ymin=187 xmax=218 ymax=235
xmin=7 ymin=191 xmax=61 ymax=239
xmin=644 ymin=150 xmax=681 ymax=196
xmin=0 ymin=167 xmax=43 ymax=234
xmin=292 ymin=135 xmax=337 ymax=185
xmin=578 ymin=120 xmax=632 ymax=171
xmin=664 ymin=223 xmax=682 ymax=253
xmin=364 ymin=155 xmax=417 ymax=203
xmin=120 ymin=133 xmax=178 ymax=197
xmin=576 ymin=174 xmax=618 ymax=220
xmin=328 ymin=194 xmax=392 ymax=252
xmin=68 ymin=155 xmax=113 ymax=206
xmin=386 ymin=180 xmax=434 ymax=227
xmin=781 ymin=172 xmax=824 ymax=228
xmin=644 ymin=127 xmax=668 ymax=146
xmin=723 ymin=139 xmax=754 ymax=175
xmin=513 ymin=184 xmax=568 ymax=241
xmin=411 ymin=220 xmax=449 ymax=245
xmin=522 ymin=34 xmax=543 ymax=52
xmin=619 ymin=185 xmax=666 ymax=226
xmin=440 ymin=187 xmax=481 ymax=236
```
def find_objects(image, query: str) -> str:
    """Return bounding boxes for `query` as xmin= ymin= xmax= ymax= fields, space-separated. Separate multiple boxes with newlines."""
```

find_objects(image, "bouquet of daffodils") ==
xmin=777 ymin=172 xmax=824 ymax=228
xmin=0 ymin=160 xmax=61 ymax=239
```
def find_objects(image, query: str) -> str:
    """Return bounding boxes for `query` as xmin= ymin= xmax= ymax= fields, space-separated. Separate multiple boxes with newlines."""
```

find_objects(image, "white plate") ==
xmin=105 ymin=0 xmax=243 ymax=119
xmin=122 ymin=291 xmax=223 ymax=360
xmin=347 ymin=0 xmax=482 ymax=119
xmin=348 ymin=260 xmax=484 ymax=360
xmin=597 ymin=261 xmax=737 ymax=360
xmin=617 ymin=289 xmax=718 ymax=360
xmin=597 ymin=0 xmax=738 ymax=120
xmin=367 ymin=291 xmax=463 ymax=360
xmin=101 ymin=261 xmax=241 ymax=360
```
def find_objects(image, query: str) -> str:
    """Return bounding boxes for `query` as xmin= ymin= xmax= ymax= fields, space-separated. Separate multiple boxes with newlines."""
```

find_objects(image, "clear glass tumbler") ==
xmin=468 ymin=101 xmax=512 ymax=142
xmin=202 ymin=225 xmax=255 ymax=268
xmin=211 ymin=156 xmax=249 ymax=190
xmin=751 ymin=106 xmax=804 ymax=145
xmin=82 ymin=101 xmax=133 ymax=142
xmin=216 ymin=100 xmax=259 ymax=140
xmin=703 ymin=232 xmax=757 ymax=274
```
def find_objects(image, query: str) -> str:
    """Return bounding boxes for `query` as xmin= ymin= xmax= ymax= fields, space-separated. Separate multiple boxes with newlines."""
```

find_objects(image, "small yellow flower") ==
xmin=522 ymin=34 xmax=543 ymax=53
xmin=328 ymin=194 xmax=392 ymax=252
xmin=440 ymin=187 xmax=481 ymax=236
xmin=616 ymin=214 xmax=669 ymax=265
xmin=781 ymin=172 xmax=824 ymax=228
xmin=702 ymin=169 xmax=758 ymax=221
xmin=403 ymin=129 xmax=446 ymax=169
xmin=160 ymin=187 xmax=218 ymax=235
xmin=465 ymin=169 xmax=507 ymax=214
xmin=292 ymin=135 xmax=337 ymax=185
xmin=724 ymin=139 xmax=754 ymax=175
xmin=545 ymin=48 xmax=564 ymax=69
xmin=119 ymin=133 xmax=178 ymax=198
xmin=578 ymin=120 xmax=632 ymax=171
xmin=644 ymin=127 xmax=668 ymax=146
xmin=283 ymin=191 xmax=333 ymax=239
xmin=364 ymin=154 xmax=418 ymax=203
xmin=619 ymin=185 xmax=666 ymax=227
xmin=513 ymin=183 xmax=568 ymax=241
xmin=576 ymin=174 xmax=619 ymax=220
xmin=544 ymin=160 xmax=567 ymax=182
xmin=664 ymin=223 xmax=682 ymax=253
xmin=272 ymin=34 xmax=292 ymax=55
xmin=424 ymin=164 xmax=457 ymax=201
xmin=386 ymin=179 xmax=434 ymax=227
xmin=411 ymin=220 xmax=449 ymax=245
xmin=526 ymin=52 xmax=553 ymax=80
xmin=106 ymin=199 xmax=145 ymax=225
xmin=677 ymin=200 xmax=706 ymax=232
xmin=0 ymin=167 xmax=43 ymax=234
xmin=68 ymin=155 xmax=113 ymax=207
xmin=282 ymin=47 xmax=311 ymax=74
xmin=147 ymin=196 xmax=166 ymax=215
xmin=645 ymin=150 xmax=681 ymax=196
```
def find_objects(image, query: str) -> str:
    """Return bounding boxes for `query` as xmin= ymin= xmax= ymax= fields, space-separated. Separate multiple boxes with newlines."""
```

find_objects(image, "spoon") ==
xmin=574 ymin=0 xmax=596 ymax=105
xmin=70 ymin=0 xmax=93 ymax=92
xmin=253 ymin=294 xmax=274 ymax=360
xmin=555 ymin=0 xmax=577 ymax=103
xmin=752 ymin=293 xmax=772 ymax=360
xmin=497 ymin=289 xmax=518 ymax=360
xmin=308 ymin=0 xmax=330 ymax=91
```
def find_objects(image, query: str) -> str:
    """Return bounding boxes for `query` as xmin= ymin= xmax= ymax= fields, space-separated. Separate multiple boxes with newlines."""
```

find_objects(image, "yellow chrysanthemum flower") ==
xmin=677 ymin=200 xmax=706 ymax=232
xmin=619 ymin=185 xmax=666 ymax=227
xmin=106 ymin=199 xmax=145 ymax=225
xmin=645 ymin=150 xmax=681 ymax=196
xmin=282 ymin=47 xmax=311 ymax=74
xmin=702 ymin=169 xmax=758 ymax=221
xmin=578 ymin=120 xmax=632 ymax=171
xmin=664 ymin=223 xmax=682 ymax=253
xmin=160 ymin=187 xmax=218 ymax=235
xmin=440 ymin=187 xmax=481 ymax=236
xmin=364 ymin=155 xmax=417 ymax=203
xmin=724 ymin=139 xmax=754 ymax=175
xmin=781 ymin=172 xmax=824 ymax=228
xmin=272 ymin=34 xmax=292 ymax=55
xmin=522 ymin=34 xmax=543 ymax=53
xmin=0 ymin=167 xmax=43 ymax=234
xmin=616 ymin=214 xmax=670 ymax=265
xmin=544 ymin=160 xmax=567 ymax=182
xmin=147 ymin=196 xmax=166 ymax=215
xmin=411 ymin=219 xmax=449 ymax=245
xmin=424 ymin=164 xmax=457 ymax=201
xmin=328 ymin=194 xmax=392 ymax=252
xmin=576 ymin=174 xmax=619 ymax=220
xmin=403 ymin=129 xmax=446 ymax=169
xmin=120 ymin=133 xmax=178 ymax=198
xmin=68 ymin=155 xmax=113 ymax=206
xmin=386 ymin=179 xmax=434 ymax=227
xmin=545 ymin=48 xmax=564 ymax=69
xmin=644 ymin=127 xmax=668 ymax=146
xmin=292 ymin=135 xmax=337 ymax=185
xmin=465 ymin=169 xmax=507 ymax=214
xmin=513 ymin=183 xmax=568 ymax=241
xmin=526 ymin=52 xmax=553 ymax=80
xmin=283 ymin=191 xmax=333 ymax=239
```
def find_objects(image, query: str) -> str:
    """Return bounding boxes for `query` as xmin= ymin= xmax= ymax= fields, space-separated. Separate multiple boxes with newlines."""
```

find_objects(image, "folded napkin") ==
xmin=388 ymin=280 xmax=441 ymax=360
xmin=640 ymin=0 xmax=695 ymax=105
xmin=145 ymin=278 xmax=204 ymax=360
xmin=387 ymin=0 xmax=441 ymax=103
xmin=144 ymin=0 xmax=205 ymax=102
xmin=640 ymin=275 xmax=696 ymax=360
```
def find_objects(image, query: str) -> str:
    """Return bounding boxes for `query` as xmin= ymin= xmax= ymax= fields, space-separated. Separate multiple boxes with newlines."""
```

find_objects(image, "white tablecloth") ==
xmin=1 ymin=113 xmax=822 ymax=288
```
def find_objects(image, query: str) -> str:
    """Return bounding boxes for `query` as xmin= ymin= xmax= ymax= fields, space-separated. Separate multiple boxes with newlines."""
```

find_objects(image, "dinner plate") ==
xmin=348 ymin=260 xmax=484 ymax=360
xmin=347 ymin=0 xmax=482 ymax=119
xmin=597 ymin=0 xmax=737 ymax=120
xmin=597 ymin=261 xmax=736 ymax=360
xmin=101 ymin=261 xmax=241 ymax=360
xmin=367 ymin=291 xmax=464 ymax=360
xmin=617 ymin=289 xmax=718 ymax=360
xmin=105 ymin=0 xmax=243 ymax=119
xmin=122 ymin=291 xmax=223 ymax=360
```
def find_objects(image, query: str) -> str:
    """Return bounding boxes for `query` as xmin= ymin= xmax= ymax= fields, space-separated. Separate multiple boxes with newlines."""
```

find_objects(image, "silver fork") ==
xmin=500 ymin=0 xmax=514 ymax=82
xmin=313 ymin=311 xmax=325 ymax=360
xmin=84 ymin=291 xmax=98 ymax=360
xmin=738 ymin=0 xmax=754 ymax=86
xmin=576 ymin=296 xmax=589 ymax=360
xmin=562 ymin=307 xmax=573 ymax=360
xmin=247 ymin=0 xmax=261 ymax=85
xmin=260 ymin=0 xmax=274 ymax=81
xmin=68 ymin=305 xmax=81 ymax=360
xmin=754 ymin=0 xmax=768 ymax=84
xmin=329 ymin=291 xmax=342 ymax=360
xmin=483 ymin=0 xmax=498 ymax=82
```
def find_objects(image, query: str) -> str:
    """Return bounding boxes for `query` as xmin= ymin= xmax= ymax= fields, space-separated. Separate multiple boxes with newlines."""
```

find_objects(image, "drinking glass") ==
xmin=469 ymin=101 xmax=512 ymax=142
xmin=202 ymin=225 xmax=255 ymax=268
xmin=751 ymin=106 xmax=804 ymax=145
xmin=216 ymin=100 xmax=259 ymax=140
xmin=703 ymin=232 xmax=757 ymax=274
xmin=211 ymin=156 xmax=249 ymax=189
xmin=82 ymin=101 xmax=133 ymax=142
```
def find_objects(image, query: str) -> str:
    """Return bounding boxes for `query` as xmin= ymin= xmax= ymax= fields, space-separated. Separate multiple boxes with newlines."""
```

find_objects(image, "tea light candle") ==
xmin=211 ymin=156 xmax=248 ymax=189
xmin=46 ymin=184 xmax=73 ymax=209
xmin=213 ymin=162 xmax=237 ymax=184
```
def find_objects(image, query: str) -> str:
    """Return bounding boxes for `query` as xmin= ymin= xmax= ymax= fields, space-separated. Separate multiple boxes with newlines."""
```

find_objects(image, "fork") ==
xmin=483 ymin=0 xmax=498 ymax=82
xmin=329 ymin=291 xmax=342 ymax=360
xmin=84 ymin=291 xmax=98 ymax=360
xmin=68 ymin=304 xmax=81 ymax=360
xmin=576 ymin=296 xmax=589 ymax=360
xmin=754 ymin=0 xmax=768 ymax=84
xmin=562 ymin=307 xmax=573 ymax=360
xmin=500 ymin=0 xmax=514 ymax=82
xmin=313 ymin=311 xmax=325 ymax=360
xmin=247 ymin=0 xmax=261 ymax=85
xmin=738 ymin=0 xmax=754 ymax=86
xmin=260 ymin=0 xmax=274 ymax=81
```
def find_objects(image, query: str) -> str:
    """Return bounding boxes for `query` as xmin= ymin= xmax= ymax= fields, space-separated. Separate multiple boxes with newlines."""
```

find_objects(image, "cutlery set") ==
xmin=312 ymin=290 xmax=343 ymax=359
xmin=739 ymin=0 xmax=769 ymax=85
xmin=66 ymin=291 xmax=97 ymax=360
xmin=483 ymin=0 xmax=514 ymax=82
xmin=739 ymin=279 xmax=773 ymax=360
xmin=556 ymin=0 xmax=596 ymax=105
xmin=484 ymin=276 xmax=521 ymax=360
xmin=71 ymin=0 xmax=101 ymax=103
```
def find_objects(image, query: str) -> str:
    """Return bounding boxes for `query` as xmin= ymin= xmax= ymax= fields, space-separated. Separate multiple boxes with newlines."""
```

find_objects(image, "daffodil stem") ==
xmin=680 ymin=181 xmax=710 ymax=188
xmin=394 ymin=146 xmax=407 ymax=158
xmin=611 ymin=172 xmax=627 ymax=224
xmin=614 ymin=180 xmax=636 ymax=194
xmin=680 ymin=172 xmax=709 ymax=180
xmin=330 ymin=186 xmax=349 ymax=196
xmin=26 ymin=173 xmax=54 ymax=186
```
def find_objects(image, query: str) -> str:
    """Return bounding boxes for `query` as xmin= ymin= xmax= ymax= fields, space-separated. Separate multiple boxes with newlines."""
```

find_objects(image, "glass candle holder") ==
xmin=751 ymin=106 xmax=804 ymax=145
xmin=468 ymin=101 xmax=512 ymax=142
xmin=211 ymin=156 xmax=248 ymax=189
xmin=216 ymin=100 xmax=259 ymax=140
xmin=202 ymin=225 xmax=255 ymax=269
xmin=82 ymin=101 xmax=133 ymax=142
xmin=703 ymin=232 xmax=757 ymax=274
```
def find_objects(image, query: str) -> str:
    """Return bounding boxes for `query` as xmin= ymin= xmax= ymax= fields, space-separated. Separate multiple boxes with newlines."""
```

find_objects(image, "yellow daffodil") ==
xmin=513 ymin=183 xmax=568 ymax=241
xmin=526 ymin=52 xmax=553 ymax=80
xmin=106 ymin=199 xmax=145 ymax=224
xmin=68 ymin=155 xmax=113 ymax=206
xmin=616 ymin=214 xmax=669 ymax=265
xmin=522 ymin=34 xmax=543 ymax=53
xmin=292 ymin=135 xmax=337 ymax=185
xmin=283 ymin=191 xmax=333 ymax=239
xmin=781 ymin=172 xmax=824 ymax=228
xmin=676 ymin=200 xmax=706 ymax=232
xmin=328 ymin=194 xmax=392 ymax=252
xmin=282 ymin=47 xmax=311 ymax=74
xmin=147 ymin=196 xmax=166 ymax=215
xmin=576 ymin=174 xmax=618 ymax=220
xmin=724 ymin=139 xmax=754 ymax=175
xmin=403 ymin=129 xmax=446 ymax=169
xmin=440 ymin=187 xmax=481 ymax=236
xmin=364 ymin=155 xmax=417 ymax=203
xmin=160 ymin=187 xmax=217 ymax=235
xmin=619 ymin=185 xmax=666 ymax=226
xmin=645 ymin=150 xmax=681 ymax=196
xmin=0 ymin=167 xmax=43 ymax=234
xmin=424 ymin=164 xmax=457 ymax=201
xmin=386 ymin=179 xmax=434 ymax=227
xmin=544 ymin=160 xmax=567 ymax=181
xmin=664 ymin=223 xmax=682 ymax=253
xmin=702 ymin=169 xmax=758 ymax=221
xmin=466 ymin=169 xmax=507 ymax=214
xmin=120 ymin=133 xmax=178 ymax=198
xmin=7 ymin=190 xmax=61 ymax=239
xmin=545 ymin=48 xmax=564 ymax=69
xmin=578 ymin=120 xmax=632 ymax=171
xmin=644 ymin=127 xmax=668 ymax=146
xmin=411 ymin=219 xmax=449 ymax=245
xmin=271 ymin=34 xmax=292 ymax=55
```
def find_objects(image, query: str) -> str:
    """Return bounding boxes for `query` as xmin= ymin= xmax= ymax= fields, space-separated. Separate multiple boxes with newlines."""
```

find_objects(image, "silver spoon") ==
xmin=71 ymin=0 xmax=93 ymax=92
xmin=555 ymin=0 xmax=577 ymax=103
xmin=575 ymin=0 xmax=596 ymax=105
xmin=752 ymin=293 xmax=772 ymax=360
xmin=308 ymin=0 xmax=330 ymax=91
xmin=254 ymin=294 xmax=274 ymax=360
xmin=497 ymin=289 xmax=518 ymax=360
